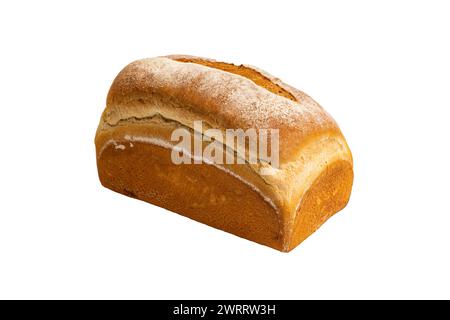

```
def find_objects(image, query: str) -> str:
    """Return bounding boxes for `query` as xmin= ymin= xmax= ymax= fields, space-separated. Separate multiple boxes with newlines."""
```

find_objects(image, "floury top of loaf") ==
xmin=96 ymin=55 xmax=353 ymax=251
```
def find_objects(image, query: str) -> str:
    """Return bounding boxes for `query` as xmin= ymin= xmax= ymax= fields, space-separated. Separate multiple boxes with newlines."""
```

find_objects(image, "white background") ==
xmin=0 ymin=0 xmax=449 ymax=299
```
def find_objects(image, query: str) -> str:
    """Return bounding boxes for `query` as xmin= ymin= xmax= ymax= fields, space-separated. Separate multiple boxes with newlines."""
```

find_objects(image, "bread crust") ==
xmin=103 ymin=56 xmax=341 ymax=164
xmin=96 ymin=55 xmax=353 ymax=251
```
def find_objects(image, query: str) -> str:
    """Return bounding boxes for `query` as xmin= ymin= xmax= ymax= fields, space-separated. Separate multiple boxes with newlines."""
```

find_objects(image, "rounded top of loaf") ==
xmin=104 ymin=55 xmax=344 ymax=164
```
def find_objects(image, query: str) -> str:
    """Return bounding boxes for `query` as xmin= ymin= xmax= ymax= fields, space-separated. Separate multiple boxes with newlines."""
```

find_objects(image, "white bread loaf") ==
xmin=95 ymin=55 xmax=353 ymax=251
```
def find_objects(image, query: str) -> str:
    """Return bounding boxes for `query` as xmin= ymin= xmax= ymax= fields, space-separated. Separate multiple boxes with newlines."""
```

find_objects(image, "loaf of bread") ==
xmin=95 ymin=55 xmax=353 ymax=252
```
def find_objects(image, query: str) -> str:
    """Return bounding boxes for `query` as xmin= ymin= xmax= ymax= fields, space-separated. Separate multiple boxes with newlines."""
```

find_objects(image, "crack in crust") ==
xmin=98 ymin=110 xmax=278 ymax=186
xmin=173 ymin=57 xmax=297 ymax=102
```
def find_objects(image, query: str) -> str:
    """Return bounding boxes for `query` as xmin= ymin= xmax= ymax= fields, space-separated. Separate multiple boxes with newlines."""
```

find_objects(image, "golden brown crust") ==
xmin=97 ymin=140 xmax=283 ymax=251
xmin=96 ymin=55 xmax=354 ymax=251
xmin=287 ymin=160 xmax=354 ymax=250
xmin=104 ymin=56 xmax=341 ymax=164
